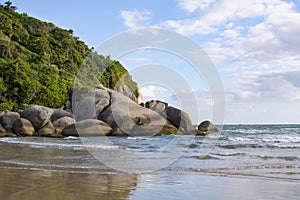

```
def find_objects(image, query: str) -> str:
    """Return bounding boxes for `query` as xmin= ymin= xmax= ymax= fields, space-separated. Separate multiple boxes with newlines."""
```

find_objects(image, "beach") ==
xmin=0 ymin=168 xmax=299 ymax=200
xmin=0 ymin=124 xmax=299 ymax=199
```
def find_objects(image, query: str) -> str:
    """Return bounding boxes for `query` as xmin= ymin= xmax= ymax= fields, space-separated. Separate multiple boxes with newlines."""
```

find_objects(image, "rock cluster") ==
xmin=0 ymin=86 xmax=217 ymax=138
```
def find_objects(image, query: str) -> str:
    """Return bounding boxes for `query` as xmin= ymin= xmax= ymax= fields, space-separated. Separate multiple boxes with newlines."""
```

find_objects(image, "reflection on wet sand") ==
xmin=0 ymin=168 xmax=139 ymax=200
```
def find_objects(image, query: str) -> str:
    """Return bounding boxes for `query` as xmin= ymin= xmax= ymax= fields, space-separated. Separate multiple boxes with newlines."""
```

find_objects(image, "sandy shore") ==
xmin=0 ymin=167 xmax=299 ymax=200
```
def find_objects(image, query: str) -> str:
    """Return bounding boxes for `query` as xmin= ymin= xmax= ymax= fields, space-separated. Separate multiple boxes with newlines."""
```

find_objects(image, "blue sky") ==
xmin=3 ymin=0 xmax=300 ymax=124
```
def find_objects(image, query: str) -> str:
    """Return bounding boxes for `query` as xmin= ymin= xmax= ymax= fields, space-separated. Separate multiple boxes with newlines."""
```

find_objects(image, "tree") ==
xmin=4 ymin=1 xmax=17 ymax=11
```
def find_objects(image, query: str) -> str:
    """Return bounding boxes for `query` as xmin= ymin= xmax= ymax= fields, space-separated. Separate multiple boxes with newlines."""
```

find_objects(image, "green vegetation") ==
xmin=0 ymin=2 xmax=138 ymax=111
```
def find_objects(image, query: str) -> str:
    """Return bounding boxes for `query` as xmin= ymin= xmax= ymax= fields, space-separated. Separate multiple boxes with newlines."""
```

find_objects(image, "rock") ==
xmin=99 ymin=91 xmax=167 ymax=136
xmin=109 ymin=127 xmax=129 ymax=137
xmin=73 ymin=89 xmax=110 ymax=121
xmin=197 ymin=120 xmax=218 ymax=135
xmin=61 ymin=119 xmax=112 ymax=137
xmin=156 ymin=122 xmax=183 ymax=136
xmin=38 ymin=122 xmax=57 ymax=137
xmin=165 ymin=106 xmax=195 ymax=134
xmin=1 ymin=111 xmax=20 ymax=131
xmin=12 ymin=118 xmax=35 ymax=136
xmin=0 ymin=111 xmax=4 ymax=121
xmin=0 ymin=133 xmax=17 ymax=138
xmin=64 ymin=100 xmax=71 ymax=110
xmin=50 ymin=109 xmax=74 ymax=122
xmin=145 ymin=100 xmax=168 ymax=118
xmin=116 ymin=84 xmax=139 ymax=103
xmin=21 ymin=105 xmax=54 ymax=131
xmin=0 ymin=123 xmax=6 ymax=133
xmin=53 ymin=117 xmax=76 ymax=134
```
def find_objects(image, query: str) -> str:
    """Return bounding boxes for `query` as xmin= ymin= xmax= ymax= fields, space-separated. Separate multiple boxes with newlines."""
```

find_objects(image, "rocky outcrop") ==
xmin=99 ymin=91 xmax=167 ymax=136
xmin=145 ymin=100 xmax=168 ymax=118
xmin=1 ymin=111 xmax=20 ymax=131
xmin=20 ymin=105 xmax=53 ymax=131
xmin=0 ymin=86 xmax=209 ymax=138
xmin=144 ymin=100 xmax=196 ymax=134
xmin=197 ymin=120 xmax=218 ymax=135
xmin=12 ymin=118 xmax=35 ymax=136
xmin=116 ymin=84 xmax=139 ymax=103
xmin=73 ymin=89 xmax=111 ymax=122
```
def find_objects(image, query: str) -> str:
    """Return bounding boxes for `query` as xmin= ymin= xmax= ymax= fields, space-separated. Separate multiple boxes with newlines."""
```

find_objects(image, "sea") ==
xmin=0 ymin=124 xmax=299 ymax=200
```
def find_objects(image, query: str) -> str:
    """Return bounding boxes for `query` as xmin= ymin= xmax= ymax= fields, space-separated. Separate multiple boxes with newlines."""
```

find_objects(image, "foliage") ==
xmin=0 ymin=3 xmax=138 ymax=111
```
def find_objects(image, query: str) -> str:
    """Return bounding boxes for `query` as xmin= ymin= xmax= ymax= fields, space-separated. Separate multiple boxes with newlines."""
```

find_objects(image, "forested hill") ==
xmin=0 ymin=2 xmax=138 ymax=111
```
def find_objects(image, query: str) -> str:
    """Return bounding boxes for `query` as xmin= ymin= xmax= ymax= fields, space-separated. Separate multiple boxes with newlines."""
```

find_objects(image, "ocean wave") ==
xmin=211 ymin=152 xmax=246 ymax=156
xmin=0 ymin=138 xmax=119 ymax=150
xmin=266 ymin=144 xmax=300 ymax=149
xmin=192 ymin=155 xmax=221 ymax=160
xmin=254 ymin=155 xmax=298 ymax=161
xmin=218 ymin=144 xmax=263 ymax=149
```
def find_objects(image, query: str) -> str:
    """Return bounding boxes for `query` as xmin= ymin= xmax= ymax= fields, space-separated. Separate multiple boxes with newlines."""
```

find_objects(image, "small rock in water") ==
xmin=197 ymin=120 xmax=218 ymax=135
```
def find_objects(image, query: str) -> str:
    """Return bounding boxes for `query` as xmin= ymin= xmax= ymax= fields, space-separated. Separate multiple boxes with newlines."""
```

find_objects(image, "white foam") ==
xmin=0 ymin=138 xmax=119 ymax=150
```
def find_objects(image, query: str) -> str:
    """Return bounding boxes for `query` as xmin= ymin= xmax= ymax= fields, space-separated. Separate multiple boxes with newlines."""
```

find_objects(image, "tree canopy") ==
xmin=0 ymin=3 xmax=139 ymax=110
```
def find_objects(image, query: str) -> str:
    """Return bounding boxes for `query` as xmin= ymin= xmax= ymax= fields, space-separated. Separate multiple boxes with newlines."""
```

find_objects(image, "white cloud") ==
xmin=140 ymin=85 xmax=169 ymax=100
xmin=119 ymin=1 xmax=300 ymax=123
xmin=120 ymin=10 xmax=152 ymax=29
xmin=165 ymin=0 xmax=273 ymax=35
xmin=178 ymin=0 xmax=216 ymax=12
xmin=228 ymin=70 xmax=300 ymax=102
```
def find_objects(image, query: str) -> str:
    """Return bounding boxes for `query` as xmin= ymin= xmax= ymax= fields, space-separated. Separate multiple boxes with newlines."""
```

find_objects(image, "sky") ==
xmin=3 ymin=0 xmax=300 ymax=124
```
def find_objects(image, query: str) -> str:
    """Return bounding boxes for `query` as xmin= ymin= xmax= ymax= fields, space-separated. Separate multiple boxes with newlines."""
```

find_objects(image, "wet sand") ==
xmin=0 ymin=167 xmax=299 ymax=200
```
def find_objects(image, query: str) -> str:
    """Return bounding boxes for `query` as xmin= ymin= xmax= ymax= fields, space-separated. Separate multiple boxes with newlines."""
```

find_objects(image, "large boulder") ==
xmin=165 ymin=106 xmax=195 ymax=134
xmin=116 ymin=84 xmax=139 ymax=103
xmin=197 ymin=120 xmax=218 ymax=135
xmin=145 ymin=100 xmax=168 ymax=118
xmin=12 ymin=118 xmax=34 ymax=136
xmin=99 ymin=91 xmax=167 ymax=136
xmin=61 ymin=119 xmax=112 ymax=137
xmin=73 ymin=89 xmax=110 ymax=121
xmin=53 ymin=117 xmax=76 ymax=134
xmin=1 ymin=111 xmax=20 ymax=131
xmin=20 ymin=105 xmax=54 ymax=131
xmin=50 ymin=109 xmax=74 ymax=122
xmin=12 ymin=118 xmax=35 ymax=136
